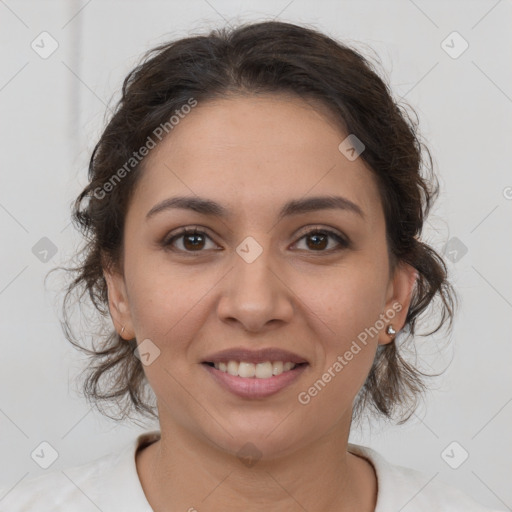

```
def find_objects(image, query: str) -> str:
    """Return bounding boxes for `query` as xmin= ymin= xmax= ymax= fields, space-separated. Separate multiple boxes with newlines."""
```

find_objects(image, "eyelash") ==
xmin=162 ymin=226 xmax=350 ymax=254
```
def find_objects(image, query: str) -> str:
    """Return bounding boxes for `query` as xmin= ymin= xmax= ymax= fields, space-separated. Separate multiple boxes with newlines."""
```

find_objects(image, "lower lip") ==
xmin=202 ymin=363 xmax=308 ymax=399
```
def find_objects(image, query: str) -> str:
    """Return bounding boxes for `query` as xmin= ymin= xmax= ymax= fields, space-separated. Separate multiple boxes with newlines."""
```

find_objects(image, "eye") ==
xmin=292 ymin=227 xmax=349 ymax=252
xmin=162 ymin=226 xmax=350 ymax=254
xmin=162 ymin=227 xmax=219 ymax=252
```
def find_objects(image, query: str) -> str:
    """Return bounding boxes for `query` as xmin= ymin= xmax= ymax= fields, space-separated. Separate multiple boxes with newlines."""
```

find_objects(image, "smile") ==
xmin=202 ymin=361 xmax=308 ymax=399
xmin=209 ymin=360 xmax=299 ymax=378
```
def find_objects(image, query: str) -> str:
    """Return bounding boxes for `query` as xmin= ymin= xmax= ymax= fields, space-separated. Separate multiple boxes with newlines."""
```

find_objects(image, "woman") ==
xmin=0 ymin=20 xmax=502 ymax=512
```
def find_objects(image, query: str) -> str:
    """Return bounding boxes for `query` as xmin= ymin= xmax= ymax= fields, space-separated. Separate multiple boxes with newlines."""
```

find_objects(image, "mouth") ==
xmin=202 ymin=360 xmax=307 ymax=378
xmin=201 ymin=347 xmax=309 ymax=399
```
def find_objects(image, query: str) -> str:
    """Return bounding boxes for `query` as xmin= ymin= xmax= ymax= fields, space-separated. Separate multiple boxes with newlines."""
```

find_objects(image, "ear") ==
xmin=378 ymin=261 xmax=418 ymax=345
xmin=103 ymin=268 xmax=134 ymax=340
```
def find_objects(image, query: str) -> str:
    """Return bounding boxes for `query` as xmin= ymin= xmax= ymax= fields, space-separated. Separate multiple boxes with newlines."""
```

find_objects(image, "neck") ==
xmin=136 ymin=418 xmax=377 ymax=512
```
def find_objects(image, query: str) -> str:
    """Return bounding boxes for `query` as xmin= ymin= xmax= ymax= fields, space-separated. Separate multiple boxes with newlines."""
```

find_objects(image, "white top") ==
xmin=0 ymin=430 xmax=502 ymax=511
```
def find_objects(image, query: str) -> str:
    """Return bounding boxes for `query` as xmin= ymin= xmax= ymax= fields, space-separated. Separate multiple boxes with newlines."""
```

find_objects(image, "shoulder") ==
xmin=348 ymin=443 xmax=504 ymax=512
xmin=0 ymin=431 xmax=159 ymax=512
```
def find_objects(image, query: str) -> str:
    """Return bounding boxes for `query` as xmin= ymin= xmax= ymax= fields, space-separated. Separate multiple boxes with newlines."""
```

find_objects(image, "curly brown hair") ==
xmin=55 ymin=20 xmax=457 ymax=426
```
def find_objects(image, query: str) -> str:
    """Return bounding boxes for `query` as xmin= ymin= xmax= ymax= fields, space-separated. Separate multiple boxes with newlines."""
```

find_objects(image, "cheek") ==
xmin=294 ymin=276 xmax=383 ymax=420
xmin=292 ymin=257 xmax=388 ymax=340
xmin=290 ymin=261 xmax=387 ymax=404
xmin=122 ymin=236 xmax=211 ymax=336
xmin=126 ymin=246 xmax=388 ymax=354
xmin=127 ymin=272 xmax=205 ymax=342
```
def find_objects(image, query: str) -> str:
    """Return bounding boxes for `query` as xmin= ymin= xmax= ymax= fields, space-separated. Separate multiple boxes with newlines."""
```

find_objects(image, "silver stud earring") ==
xmin=386 ymin=324 xmax=396 ymax=336
xmin=120 ymin=325 xmax=125 ymax=335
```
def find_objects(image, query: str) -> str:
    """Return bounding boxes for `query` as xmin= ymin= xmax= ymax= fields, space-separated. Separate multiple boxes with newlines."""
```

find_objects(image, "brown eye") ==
xmin=162 ymin=226 xmax=349 ymax=254
xmin=163 ymin=228 xmax=218 ymax=252
xmin=306 ymin=232 xmax=328 ymax=250
xmin=182 ymin=232 xmax=205 ymax=250
xmin=294 ymin=228 xmax=349 ymax=252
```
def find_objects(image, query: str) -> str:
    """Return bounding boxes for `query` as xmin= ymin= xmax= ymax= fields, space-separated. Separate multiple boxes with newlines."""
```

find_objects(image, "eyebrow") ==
xmin=146 ymin=195 xmax=365 ymax=221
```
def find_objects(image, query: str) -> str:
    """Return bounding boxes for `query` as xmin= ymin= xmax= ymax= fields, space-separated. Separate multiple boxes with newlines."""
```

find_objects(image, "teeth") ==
xmin=212 ymin=360 xmax=299 ymax=378
xmin=283 ymin=362 xmax=295 ymax=371
xmin=238 ymin=362 xmax=256 ymax=378
xmin=227 ymin=361 xmax=238 ymax=376
xmin=272 ymin=361 xmax=283 ymax=375
xmin=255 ymin=362 xmax=273 ymax=379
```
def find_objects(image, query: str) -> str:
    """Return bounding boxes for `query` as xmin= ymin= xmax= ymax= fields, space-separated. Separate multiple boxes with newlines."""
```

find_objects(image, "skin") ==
xmin=104 ymin=93 xmax=417 ymax=511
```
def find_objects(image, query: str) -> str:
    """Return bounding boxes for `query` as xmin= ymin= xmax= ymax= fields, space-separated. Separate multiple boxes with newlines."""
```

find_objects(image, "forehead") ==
xmin=130 ymin=94 xmax=384 ymax=227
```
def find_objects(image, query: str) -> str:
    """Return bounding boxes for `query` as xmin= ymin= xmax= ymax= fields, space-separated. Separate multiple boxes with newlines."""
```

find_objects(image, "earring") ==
xmin=386 ymin=324 xmax=396 ymax=336
xmin=120 ymin=325 xmax=125 ymax=336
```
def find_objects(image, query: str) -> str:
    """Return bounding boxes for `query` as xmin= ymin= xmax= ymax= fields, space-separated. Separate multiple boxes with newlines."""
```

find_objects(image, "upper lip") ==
xmin=202 ymin=347 xmax=309 ymax=365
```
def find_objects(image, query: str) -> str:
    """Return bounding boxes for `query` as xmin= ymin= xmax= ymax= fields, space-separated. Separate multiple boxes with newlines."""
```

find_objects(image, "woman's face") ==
xmin=106 ymin=94 xmax=416 ymax=458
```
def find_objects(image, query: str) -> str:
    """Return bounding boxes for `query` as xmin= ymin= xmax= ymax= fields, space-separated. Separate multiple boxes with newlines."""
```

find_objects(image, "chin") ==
xmin=196 ymin=413 xmax=315 ymax=462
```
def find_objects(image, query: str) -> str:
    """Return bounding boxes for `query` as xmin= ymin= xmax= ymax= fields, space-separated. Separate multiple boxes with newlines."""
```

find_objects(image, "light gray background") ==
xmin=0 ymin=0 xmax=511 ymax=509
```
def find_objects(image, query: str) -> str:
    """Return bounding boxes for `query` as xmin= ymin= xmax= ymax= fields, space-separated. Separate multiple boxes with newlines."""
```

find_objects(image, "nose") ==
xmin=216 ymin=246 xmax=294 ymax=333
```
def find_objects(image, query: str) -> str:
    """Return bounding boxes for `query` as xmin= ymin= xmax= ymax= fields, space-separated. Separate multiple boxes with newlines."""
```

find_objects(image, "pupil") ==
xmin=181 ymin=232 xmax=328 ymax=251
xmin=308 ymin=233 xmax=327 ymax=250
xmin=185 ymin=234 xmax=204 ymax=250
